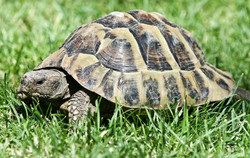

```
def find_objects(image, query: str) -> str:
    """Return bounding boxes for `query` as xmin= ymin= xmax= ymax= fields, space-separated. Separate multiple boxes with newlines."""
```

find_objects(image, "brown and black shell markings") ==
xmin=36 ymin=10 xmax=235 ymax=108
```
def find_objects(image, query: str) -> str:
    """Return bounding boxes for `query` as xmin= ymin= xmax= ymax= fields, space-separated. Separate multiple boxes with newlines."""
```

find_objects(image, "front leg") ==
xmin=68 ymin=90 xmax=96 ymax=124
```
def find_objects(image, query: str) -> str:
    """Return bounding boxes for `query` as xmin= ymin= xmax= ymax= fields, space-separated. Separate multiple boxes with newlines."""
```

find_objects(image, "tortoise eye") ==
xmin=36 ymin=78 xmax=45 ymax=85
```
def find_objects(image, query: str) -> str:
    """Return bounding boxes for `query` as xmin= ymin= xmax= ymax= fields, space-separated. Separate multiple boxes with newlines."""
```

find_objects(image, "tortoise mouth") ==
xmin=17 ymin=85 xmax=32 ymax=100
xmin=17 ymin=84 xmax=29 ymax=100
xmin=17 ymin=92 xmax=29 ymax=100
xmin=17 ymin=84 xmax=43 ymax=101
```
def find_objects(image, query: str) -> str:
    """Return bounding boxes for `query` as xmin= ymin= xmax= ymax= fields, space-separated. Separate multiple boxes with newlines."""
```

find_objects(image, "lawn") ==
xmin=0 ymin=0 xmax=249 ymax=157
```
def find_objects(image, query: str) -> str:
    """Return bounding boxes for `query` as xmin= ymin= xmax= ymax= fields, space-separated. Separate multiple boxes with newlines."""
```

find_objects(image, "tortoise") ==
xmin=17 ymin=10 xmax=237 ymax=123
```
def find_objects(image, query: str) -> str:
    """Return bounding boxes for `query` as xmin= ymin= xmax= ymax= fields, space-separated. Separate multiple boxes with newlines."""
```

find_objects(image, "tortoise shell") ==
xmin=36 ymin=10 xmax=235 ymax=108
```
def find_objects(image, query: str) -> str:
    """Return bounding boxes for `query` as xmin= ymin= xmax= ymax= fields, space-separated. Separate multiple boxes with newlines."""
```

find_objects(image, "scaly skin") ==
xmin=68 ymin=90 xmax=96 ymax=123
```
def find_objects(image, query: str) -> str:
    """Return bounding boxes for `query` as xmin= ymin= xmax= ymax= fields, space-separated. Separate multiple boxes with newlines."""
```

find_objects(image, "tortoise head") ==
xmin=17 ymin=69 xmax=70 ymax=102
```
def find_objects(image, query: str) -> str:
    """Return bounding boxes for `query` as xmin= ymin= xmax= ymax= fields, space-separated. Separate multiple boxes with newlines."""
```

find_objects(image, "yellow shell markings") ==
xmin=140 ymin=24 xmax=180 ymax=70
xmin=179 ymin=28 xmax=206 ymax=65
xmin=179 ymin=70 xmax=199 ymax=105
xmin=205 ymin=65 xmax=235 ymax=95
xmin=141 ymin=71 xmax=166 ymax=108
xmin=110 ymin=28 xmax=147 ymax=70
xmin=194 ymin=68 xmax=223 ymax=102
xmin=96 ymin=28 xmax=147 ymax=71
xmin=62 ymin=53 xmax=98 ymax=76
xmin=170 ymin=27 xmax=202 ymax=68
xmin=152 ymin=10 xmax=206 ymax=68
xmin=36 ymin=48 xmax=66 ymax=69
xmin=207 ymin=63 xmax=234 ymax=79
xmin=110 ymin=71 xmax=176 ymax=108
xmin=34 ymin=10 xmax=236 ymax=109
xmin=146 ymin=12 xmax=189 ymax=70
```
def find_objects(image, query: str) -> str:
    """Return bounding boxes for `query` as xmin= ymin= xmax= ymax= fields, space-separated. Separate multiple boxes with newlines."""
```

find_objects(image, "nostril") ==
xmin=21 ymin=75 xmax=29 ymax=85
xmin=21 ymin=78 xmax=27 ymax=85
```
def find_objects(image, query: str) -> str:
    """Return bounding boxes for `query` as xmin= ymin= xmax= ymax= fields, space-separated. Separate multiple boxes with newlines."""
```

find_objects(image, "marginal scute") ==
xmin=76 ymin=62 xmax=101 ymax=89
xmin=99 ymin=70 xmax=113 ymax=88
xmin=99 ymin=70 xmax=114 ymax=99
xmin=193 ymin=70 xmax=209 ymax=100
xmin=164 ymin=75 xmax=182 ymax=104
xmin=207 ymin=64 xmax=233 ymax=80
xmin=142 ymin=74 xmax=161 ymax=106
xmin=200 ymin=67 xmax=214 ymax=80
xmin=216 ymin=79 xmax=230 ymax=91
xmin=118 ymin=74 xmax=140 ymax=106
xmin=201 ymin=64 xmax=233 ymax=93
xmin=180 ymin=72 xmax=200 ymax=102
xmin=35 ymin=10 xmax=236 ymax=109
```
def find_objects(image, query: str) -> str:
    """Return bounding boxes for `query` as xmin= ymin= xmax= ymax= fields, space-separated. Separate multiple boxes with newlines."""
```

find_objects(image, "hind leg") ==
xmin=68 ymin=90 xmax=96 ymax=124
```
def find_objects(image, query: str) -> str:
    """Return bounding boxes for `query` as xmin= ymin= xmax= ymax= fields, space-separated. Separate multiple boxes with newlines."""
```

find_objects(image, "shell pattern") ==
xmin=36 ymin=10 xmax=235 ymax=108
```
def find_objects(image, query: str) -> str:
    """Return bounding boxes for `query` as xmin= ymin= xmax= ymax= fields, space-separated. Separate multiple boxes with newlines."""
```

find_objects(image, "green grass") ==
xmin=0 ymin=0 xmax=249 ymax=157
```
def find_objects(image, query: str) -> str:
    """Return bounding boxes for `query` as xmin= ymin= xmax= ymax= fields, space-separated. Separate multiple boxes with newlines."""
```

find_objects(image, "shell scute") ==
xmin=76 ymin=62 xmax=101 ymax=89
xmin=100 ymin=70 xmax=115 ymax=99
xmin=142 ymin=76 xmax=161 ymax=106
xmin=180 ymin=72 xmax=201 ymax=103
xmin=96 ymin=38 xmax=137 ymax=72
xmin=118 ymin=74 xmax=140 ymax=106
xmin=64 ymin=24 xmax=107 ymax=56
xmin=163 ymin=75 xmax=182 ymax=104
xmin=179 ymin=29 xmax=206 ymax=66
xmin=192 ymin=70 xmax=209 ymax=100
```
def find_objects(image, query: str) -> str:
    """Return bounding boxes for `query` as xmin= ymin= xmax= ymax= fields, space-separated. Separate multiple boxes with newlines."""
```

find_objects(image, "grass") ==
xmin=0 ymin=0 xmax=249 ymax=157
